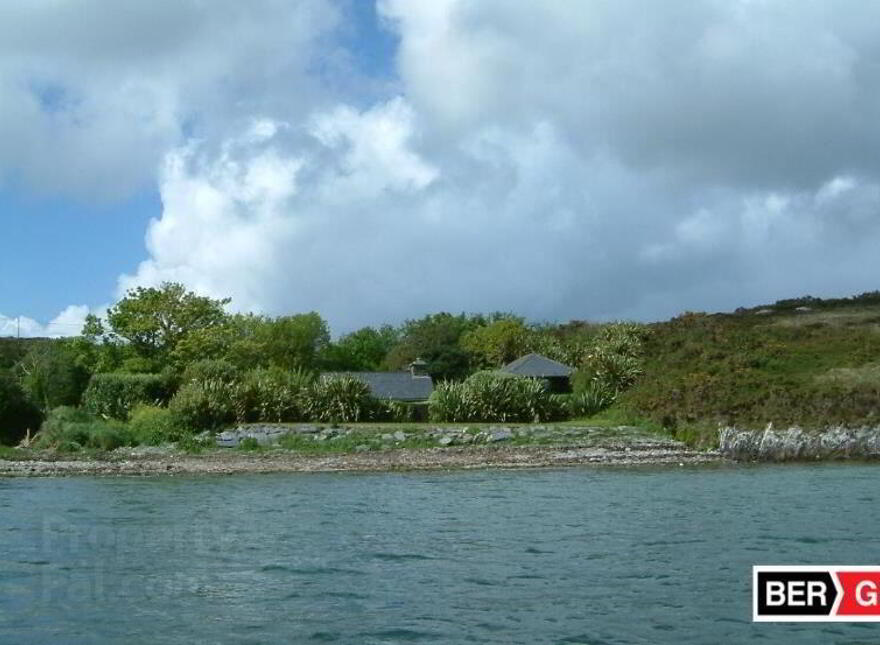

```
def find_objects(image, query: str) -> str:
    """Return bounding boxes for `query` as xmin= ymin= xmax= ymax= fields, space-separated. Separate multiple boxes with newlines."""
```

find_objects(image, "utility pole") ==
xmin=17 ymin=316 xmax=20 ymax=339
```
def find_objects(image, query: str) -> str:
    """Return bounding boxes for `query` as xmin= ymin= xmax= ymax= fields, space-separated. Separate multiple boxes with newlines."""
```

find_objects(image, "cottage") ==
xmin=499 ymin=352 xmax=574 ymax=393
xmin=324 ymin=359 xmax=434 ymax=402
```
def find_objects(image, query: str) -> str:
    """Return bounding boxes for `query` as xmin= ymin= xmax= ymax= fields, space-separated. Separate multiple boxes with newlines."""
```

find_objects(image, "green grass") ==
xmin=0 ymin=445 xmax=32 ymax=460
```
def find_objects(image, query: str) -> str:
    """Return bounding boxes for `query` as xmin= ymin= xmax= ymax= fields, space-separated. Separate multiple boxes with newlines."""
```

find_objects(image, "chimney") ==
xmin=409 ymin=358 xmax=428 ymax=377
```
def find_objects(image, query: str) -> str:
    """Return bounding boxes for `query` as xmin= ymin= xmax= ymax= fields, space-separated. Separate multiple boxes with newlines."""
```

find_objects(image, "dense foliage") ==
xmin=16 ymin=341 xmax=89 ymax=412
xmin=168 ymin=379 xmax=240 ymax=430
xmin=83 ymin=373 xmax=172 ymax=420
xmin=6 ymin=284 xmax=880 ymax=449
xmin=0 ymin=373 xmax=42 ymax=445
xmin=617 ymin=296 xmax=880 ymax=445
xmin=429 ymin=372 xmax=566 ymax=423
xmin=302 ymin=375 xmax=375 ymax=423
xmin=31 ymin=406 xmax=133 ymax=452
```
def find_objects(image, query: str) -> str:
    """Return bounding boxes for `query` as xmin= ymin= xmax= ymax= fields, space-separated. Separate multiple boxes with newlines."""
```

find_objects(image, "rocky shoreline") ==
xmin=0 ymin=427 xmax=720 ymax=477
xmin=719 ymin=425 xmax=880 ymax=460
xmin=10 ymin=423 xmax=880 ymax=476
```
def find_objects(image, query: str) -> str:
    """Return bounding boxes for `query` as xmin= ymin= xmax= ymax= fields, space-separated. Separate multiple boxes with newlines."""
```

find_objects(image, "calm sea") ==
xmin=1 ymin=464 xmax=879 ymax=644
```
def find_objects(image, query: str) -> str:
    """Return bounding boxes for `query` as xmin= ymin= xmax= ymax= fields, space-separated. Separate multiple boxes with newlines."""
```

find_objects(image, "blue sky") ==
xmin=3 ymin=0 xmax=880 ymax=336
xmin=1 ymin=0 xmax=398 ymax=334
xmin=0 ymin=188 xmax=159 ymax=326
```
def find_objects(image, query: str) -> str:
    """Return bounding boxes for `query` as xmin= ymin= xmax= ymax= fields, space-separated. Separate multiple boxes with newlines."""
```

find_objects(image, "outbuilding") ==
xmin=499 ymin=352 xmax=574 ymax=393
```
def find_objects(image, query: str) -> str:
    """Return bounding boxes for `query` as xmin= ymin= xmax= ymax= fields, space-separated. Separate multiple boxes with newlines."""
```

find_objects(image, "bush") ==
xmin=568 ymin=383 xmax=615 ymax=418
xmin=429 ymin=372 xmax=566 ymax=423
xmin=571 ymin=322 xmax=647 ymax=400
xmin=168 ymin=379 xmax=239 ymax=431
xmin=16 ymin=341 xmax=90 ymax=412
xmin=181 ymin=359 xmax=240 ymax=385
xmin=238 ymin=437 xmax=262 ymax=451
xmin=303 ymin=375 xmax=375 ymax=422
xmin=119 ymin=357 xmax=160 ymax=374
xmin=241 ymin=367 xmax=313 ymax=423
xmin=0 ymin=373 xmax=42 ymax=445
xmin=428 ymin=381 xmax=470 ymax=422
xmin=83 ymin=373 xmax=172 ymax=420
xmin=377 ymin=400 xmax=428 ymax=422
xmin=32 ymin=406 xmax=133 ymax=452
xmin=128 ymin=404 xmax=183 ymax=445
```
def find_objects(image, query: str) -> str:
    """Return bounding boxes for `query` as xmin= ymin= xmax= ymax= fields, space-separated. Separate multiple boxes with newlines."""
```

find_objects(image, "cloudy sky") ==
xmin=2 ymin=0 xmax=880 ymax=337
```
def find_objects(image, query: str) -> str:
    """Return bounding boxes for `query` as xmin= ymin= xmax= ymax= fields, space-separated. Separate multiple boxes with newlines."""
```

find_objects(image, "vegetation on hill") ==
xmin=3 ymin=284 xmax=880 ymax=450
xmin=617 ymin=292 xmax=880 ymax=445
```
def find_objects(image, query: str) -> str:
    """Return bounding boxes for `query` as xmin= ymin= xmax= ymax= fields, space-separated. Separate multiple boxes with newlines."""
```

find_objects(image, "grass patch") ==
xmin=237 ymin=437 xmax=264 ymax=451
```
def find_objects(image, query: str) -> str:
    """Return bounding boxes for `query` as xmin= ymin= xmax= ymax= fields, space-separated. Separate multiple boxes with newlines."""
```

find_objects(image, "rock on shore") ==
xmin=719 ymin=425 xmax=880 ymax=460
xmin=0 ymin=438 xmax=718 ymax=477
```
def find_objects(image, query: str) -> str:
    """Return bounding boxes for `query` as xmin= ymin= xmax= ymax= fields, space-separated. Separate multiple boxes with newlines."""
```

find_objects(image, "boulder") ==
xmin=488 ymin=429 xmax=513 ymax=442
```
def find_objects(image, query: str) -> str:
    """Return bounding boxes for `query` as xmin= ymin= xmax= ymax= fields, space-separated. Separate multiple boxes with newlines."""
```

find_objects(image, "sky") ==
xmin=3 ymin=0 xmax=880 ymax=338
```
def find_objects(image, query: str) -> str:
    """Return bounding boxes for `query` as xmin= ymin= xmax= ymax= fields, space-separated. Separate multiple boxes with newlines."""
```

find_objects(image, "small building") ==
xmin=499 ymin=352 xmax=574 ymax=393
xmin=325 ymin=359 xmax=434 ymax=402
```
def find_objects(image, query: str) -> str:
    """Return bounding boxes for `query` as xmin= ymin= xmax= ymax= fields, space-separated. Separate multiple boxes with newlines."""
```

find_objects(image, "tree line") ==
xmin=0 ymin=282 xmax=647 ymax=445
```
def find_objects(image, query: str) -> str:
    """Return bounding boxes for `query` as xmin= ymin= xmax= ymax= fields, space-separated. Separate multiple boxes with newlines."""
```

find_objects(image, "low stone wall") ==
xmin=719 ymin=426 xmax=880 ymax=461
xmin=214 ymin=424 xmax=671 ymax=450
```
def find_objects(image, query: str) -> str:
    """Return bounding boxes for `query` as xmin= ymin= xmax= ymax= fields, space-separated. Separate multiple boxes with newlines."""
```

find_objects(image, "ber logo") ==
xmin=754 ymin=566 xmax=880 ymax=622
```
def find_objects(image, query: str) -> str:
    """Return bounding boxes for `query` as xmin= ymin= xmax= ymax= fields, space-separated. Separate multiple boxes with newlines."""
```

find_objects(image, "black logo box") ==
xmin=755 ymin=570 xmax=838 ymax=616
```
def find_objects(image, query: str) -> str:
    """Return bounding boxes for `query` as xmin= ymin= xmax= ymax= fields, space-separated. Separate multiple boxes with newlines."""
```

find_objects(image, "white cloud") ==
xmin=10 ymin=1 xmax=880 ymax=331
xmin=0 ymin=305 xmax=92 ymax=338
xmin=0 ymin=0 xmax=339 ymax=200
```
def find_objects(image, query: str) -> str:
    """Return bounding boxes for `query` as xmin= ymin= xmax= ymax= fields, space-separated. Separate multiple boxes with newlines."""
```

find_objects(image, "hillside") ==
xmin=618 ymin=292 xmax=880 ymax=445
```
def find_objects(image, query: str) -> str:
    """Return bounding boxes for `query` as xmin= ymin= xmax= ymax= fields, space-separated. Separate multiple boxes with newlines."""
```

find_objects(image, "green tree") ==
xmin=255 ymin=313 xmax=330 ymax=371
xmin=105 ymin=283 xmax=230 ymax=362
xmin=460 ymin=319 xmax=532 ymax=368
xmin=321 ymin=325 xmax=399 ymax=371
xmin=0 ymin=372 xmax=42 ymax=445
xmin=16 ymin=341 xmax=89 ymax=412
xmin=384 ymin=313 xmax=484 ymax=381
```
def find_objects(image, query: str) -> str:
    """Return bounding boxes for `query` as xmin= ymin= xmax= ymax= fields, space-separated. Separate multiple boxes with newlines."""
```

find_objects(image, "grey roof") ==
xmin=323 ymin=371 xmax=434 ymax=402
xmin=500 ymin=353 xmax=574 ymax=378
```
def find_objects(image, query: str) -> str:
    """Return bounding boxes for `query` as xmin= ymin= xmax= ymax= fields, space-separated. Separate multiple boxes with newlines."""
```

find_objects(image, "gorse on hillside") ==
xmin=2 ymin=283 xmax=880 ymax=448
xmin=618 ymin=292 xmax=880 ymax=445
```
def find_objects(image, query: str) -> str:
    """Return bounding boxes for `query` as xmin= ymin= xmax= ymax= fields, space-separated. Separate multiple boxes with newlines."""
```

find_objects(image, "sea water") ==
xmin=1 ymin=464 xmax=879 ymax=644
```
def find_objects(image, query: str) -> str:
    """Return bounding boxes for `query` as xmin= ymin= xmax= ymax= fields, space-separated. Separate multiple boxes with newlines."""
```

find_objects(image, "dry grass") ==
xmin=771 ymin=308 xmax=880 ymax=330
xmin=817 ymin=363 xmax=880 ymax=387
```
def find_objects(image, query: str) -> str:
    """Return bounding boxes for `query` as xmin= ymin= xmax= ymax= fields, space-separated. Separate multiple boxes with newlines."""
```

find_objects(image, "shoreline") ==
xmin=0 ymin=442 xmax=722 ymax=477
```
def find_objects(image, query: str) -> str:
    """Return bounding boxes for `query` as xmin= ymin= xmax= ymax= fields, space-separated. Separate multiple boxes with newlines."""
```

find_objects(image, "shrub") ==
xmin=568 ymin=383 xmax=616 ymax=418
xmin=584 ymin=349 xmax=643 ymax=394
xmin=83 ymin=373 xmax=171 ymax=420
xmin=241 ymin=367 xmax=313 ymax=423
xmin=429 ymin=372 xmax=566 ymax=423
xmin=32 ymin=406 xmax=133 ymax=452
xmin=0 ymin=373 xmax=42 ymax=445
xmin=428 ymin=381 xmax=470 ymax=422
xmin=128 ymin=404 xmax=183 ymax=445
xmin=377 ymin=400 xmax=428 ymax=422
xmin=303 ymin=375 xmax=375 ymax=422
xmin=168 ymin=379 xmax=239 ymax=431
xmin=119 ymin=357 xmax=159 ymax=374
xmin=571 ymin=322 xmax=647 ymax=399
xmin=238 ymin=437 xmax=262 ymax=451
xmin=181 ymin=359 xmax=240 ymax=385
xmin=16 ymin=342 xmax=89 ymax=412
